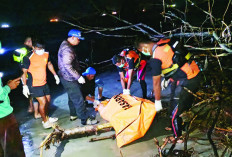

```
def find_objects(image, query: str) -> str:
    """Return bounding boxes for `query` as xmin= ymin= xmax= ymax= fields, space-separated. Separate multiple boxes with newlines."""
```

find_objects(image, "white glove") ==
xmin=23 ymin=85 xmax=30 ymax=98
xmin=155 ymin=100 xmax=163 ymax=112
xmin=78 ymin=76 xmax=85 ymax=84
xmin=54 ymin=75 xmax=60 ymax=85
xmin=93 ymin=100 xmax=100 ymax=108
xmin=161 ymin=79 xmax=170 ymax=90
xmin=123 ymin=89 xmax=130 ymax=95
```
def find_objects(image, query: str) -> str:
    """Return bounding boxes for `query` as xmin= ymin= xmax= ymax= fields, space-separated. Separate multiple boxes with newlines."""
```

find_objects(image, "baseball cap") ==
xmin=82 ymin=67 xmax=96 ymax=76
xmin=68 ymin=29 xmax=85 ymax=40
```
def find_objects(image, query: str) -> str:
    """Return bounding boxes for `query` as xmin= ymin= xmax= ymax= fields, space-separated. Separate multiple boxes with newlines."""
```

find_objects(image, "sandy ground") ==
xmin=12 ymin=67 xmax=230 ymax=157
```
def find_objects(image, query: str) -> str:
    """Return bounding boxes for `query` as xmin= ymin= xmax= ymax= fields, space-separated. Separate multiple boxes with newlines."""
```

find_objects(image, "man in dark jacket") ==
xmin=58 ymin=29 xmax=97 ymax=125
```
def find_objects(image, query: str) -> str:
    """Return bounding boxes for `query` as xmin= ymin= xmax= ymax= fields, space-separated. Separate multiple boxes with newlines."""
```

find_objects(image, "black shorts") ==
xmin=29 ymin=84 xmax=50 ymax=98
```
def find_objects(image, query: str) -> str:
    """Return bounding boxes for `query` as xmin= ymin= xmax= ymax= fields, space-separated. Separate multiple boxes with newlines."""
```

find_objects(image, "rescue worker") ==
xmin=135 ymin=36 xmax=201 ymax=143
xmin=13 ymin=37 xmax=32 ymax=63
xmin=13 ymin=37 xmax=40 ymax=118
xmin=81 ymin=67 xmax=105 ymax=109
xmin=58 ymin=29 xmax=98 ymax=125
xmin=112 ymin=48 xmax=147 ymax=98
xmin=21 ymin=39 xmax=59 ymax=129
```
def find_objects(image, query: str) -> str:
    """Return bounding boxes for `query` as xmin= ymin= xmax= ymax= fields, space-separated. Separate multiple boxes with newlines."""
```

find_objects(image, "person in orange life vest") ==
xmin=112 ymin=48 xmax=147 ymax=98
xmin=135 ymin=36 xmax=202 ymax=142
xmin=21 ymin=39 xmax=60 ymax=129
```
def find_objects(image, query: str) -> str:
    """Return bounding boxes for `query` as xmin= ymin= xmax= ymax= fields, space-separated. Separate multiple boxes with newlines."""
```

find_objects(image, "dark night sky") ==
xmin=0 ymin=0 xmax=127 ymax=26
xmin=0 ymin=0 xmax=231 ymax=28
xmin=0 ymin=0 xmax=231 ymax=81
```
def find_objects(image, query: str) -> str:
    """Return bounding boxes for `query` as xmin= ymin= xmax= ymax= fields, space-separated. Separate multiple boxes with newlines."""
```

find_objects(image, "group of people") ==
xmin=14 ymin=29 xmax=103 ymax=128
xmin=0 ymin=29 xmax=202 ymax=156
xmin=112 ymin=36 xmax=201 ymax=143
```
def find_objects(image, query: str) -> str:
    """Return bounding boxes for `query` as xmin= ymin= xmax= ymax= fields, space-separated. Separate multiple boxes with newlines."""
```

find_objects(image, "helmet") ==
xmin=120 ymin=48 xmax=129 ymax=56
xmin=68 ymin=29 xmax=85 ymax=40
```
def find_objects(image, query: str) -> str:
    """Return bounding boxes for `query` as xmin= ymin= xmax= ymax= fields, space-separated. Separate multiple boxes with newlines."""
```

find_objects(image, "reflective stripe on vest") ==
xmin=13 ymin=47 xmax=28 ymax=62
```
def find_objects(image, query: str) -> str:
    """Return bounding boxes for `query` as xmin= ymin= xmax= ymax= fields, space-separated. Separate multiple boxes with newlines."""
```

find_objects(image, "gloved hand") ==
xmin=161 ymin=79 xmax=170 ymax=90
xmin=155 ymin=100 xmax=163 ymax=112
xmin=23 ymin=85 xmax=30 ymax=98
xmin=54 ymin=75 xmax=60 ymax=85
xmin=78 ymin=76 xmax=85 ymax=84
xmin=93 ymin=100 xmax=100 ymax=108
xmin=123 ymin=89 xmax=130 ymax=95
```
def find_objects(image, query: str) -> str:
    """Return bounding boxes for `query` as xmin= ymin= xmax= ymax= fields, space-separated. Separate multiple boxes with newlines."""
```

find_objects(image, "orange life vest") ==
xmin=28 ymin=52 xmax=49 ymax=86
xmin=153 ymin=39 xmax=200 ymax=79
xmin=120 ymin=50 xmax=141 ymax=69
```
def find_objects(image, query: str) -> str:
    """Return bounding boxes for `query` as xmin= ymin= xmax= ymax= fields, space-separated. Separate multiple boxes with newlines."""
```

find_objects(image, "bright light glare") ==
xmin=0 ymin=48 xmax=5 ymax=54
xmin=142 ymin=8 xmax=146 ymax=12
xmin=101 ymin=13 xmax=107 ymax=16
xmin=50 ymin=18 xmax=59 ymax=22
xmin=0 ymin=72 xmax=3 ymax=77
xmin=1 ymin=24 xmax=9 ymax=28
xmin=112 ymin=11 xmax=117 ymax=15
xmin=167 ymin=4 xmax=176 ymax=8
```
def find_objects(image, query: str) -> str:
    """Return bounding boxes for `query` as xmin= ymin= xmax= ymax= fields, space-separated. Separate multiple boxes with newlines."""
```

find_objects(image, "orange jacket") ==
xmin=153 ymin=39 xmax=200 ymax=79
xmin=28 ymin=52 xmax=49 ymax=86
xmin=120 ymin=50 xmax=139 ymax=61
xmin=120 ymin=50 xmax=140 ymax=69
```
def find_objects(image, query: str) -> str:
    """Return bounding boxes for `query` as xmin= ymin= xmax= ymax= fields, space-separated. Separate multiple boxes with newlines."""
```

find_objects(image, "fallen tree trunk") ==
xmin=40 ymin=123 xmax=113 ymax=157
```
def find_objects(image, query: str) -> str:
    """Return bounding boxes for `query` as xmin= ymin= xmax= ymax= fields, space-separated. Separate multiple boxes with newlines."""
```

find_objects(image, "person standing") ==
xmin=0 ymin=76 xmax=25 ymax=157
xmin=112 ymin=48 xmax=147 ymax=98
xmin=58 ymin=29 xmax=97 ymax=125
xmin=135 ymin=36 xmax=201 ymax=142
xmin=21 ymin=39 xmax=59 ymax=129
xmin=13 ymin=37 xmax=40 ymax=118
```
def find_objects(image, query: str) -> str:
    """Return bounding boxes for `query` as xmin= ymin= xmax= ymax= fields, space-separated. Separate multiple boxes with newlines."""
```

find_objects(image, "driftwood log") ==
xmin=39 ymin=123 xmax=113 ymax=157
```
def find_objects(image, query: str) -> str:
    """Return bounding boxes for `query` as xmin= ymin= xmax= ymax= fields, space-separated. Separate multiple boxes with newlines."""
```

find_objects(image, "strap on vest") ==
xmin=134 ymin=53 xmax=141 ymax=69
xmin=158 ymin=40 xmax=193 ymax=78
xmin=162 ymin=64 xmax=179 ymax=75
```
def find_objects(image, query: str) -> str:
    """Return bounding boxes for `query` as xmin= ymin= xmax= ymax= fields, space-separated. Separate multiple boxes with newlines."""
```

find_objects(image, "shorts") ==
xmin=29 ymin=84 xmax=50 ymax=98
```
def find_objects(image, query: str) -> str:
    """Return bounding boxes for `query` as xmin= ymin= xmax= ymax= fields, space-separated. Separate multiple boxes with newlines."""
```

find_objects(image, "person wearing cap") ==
xmin=21 ymin=38 xmax=60 ymax=129
xmin=81 ymin=67 xmax=106 ymax=109
xmin=112 ymin=48 xmax=148 ymax=98
xmin=0 ymin=76 xmax=25 ymax=157
xmin=58 ymin=29 xmax=98 ymax=125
